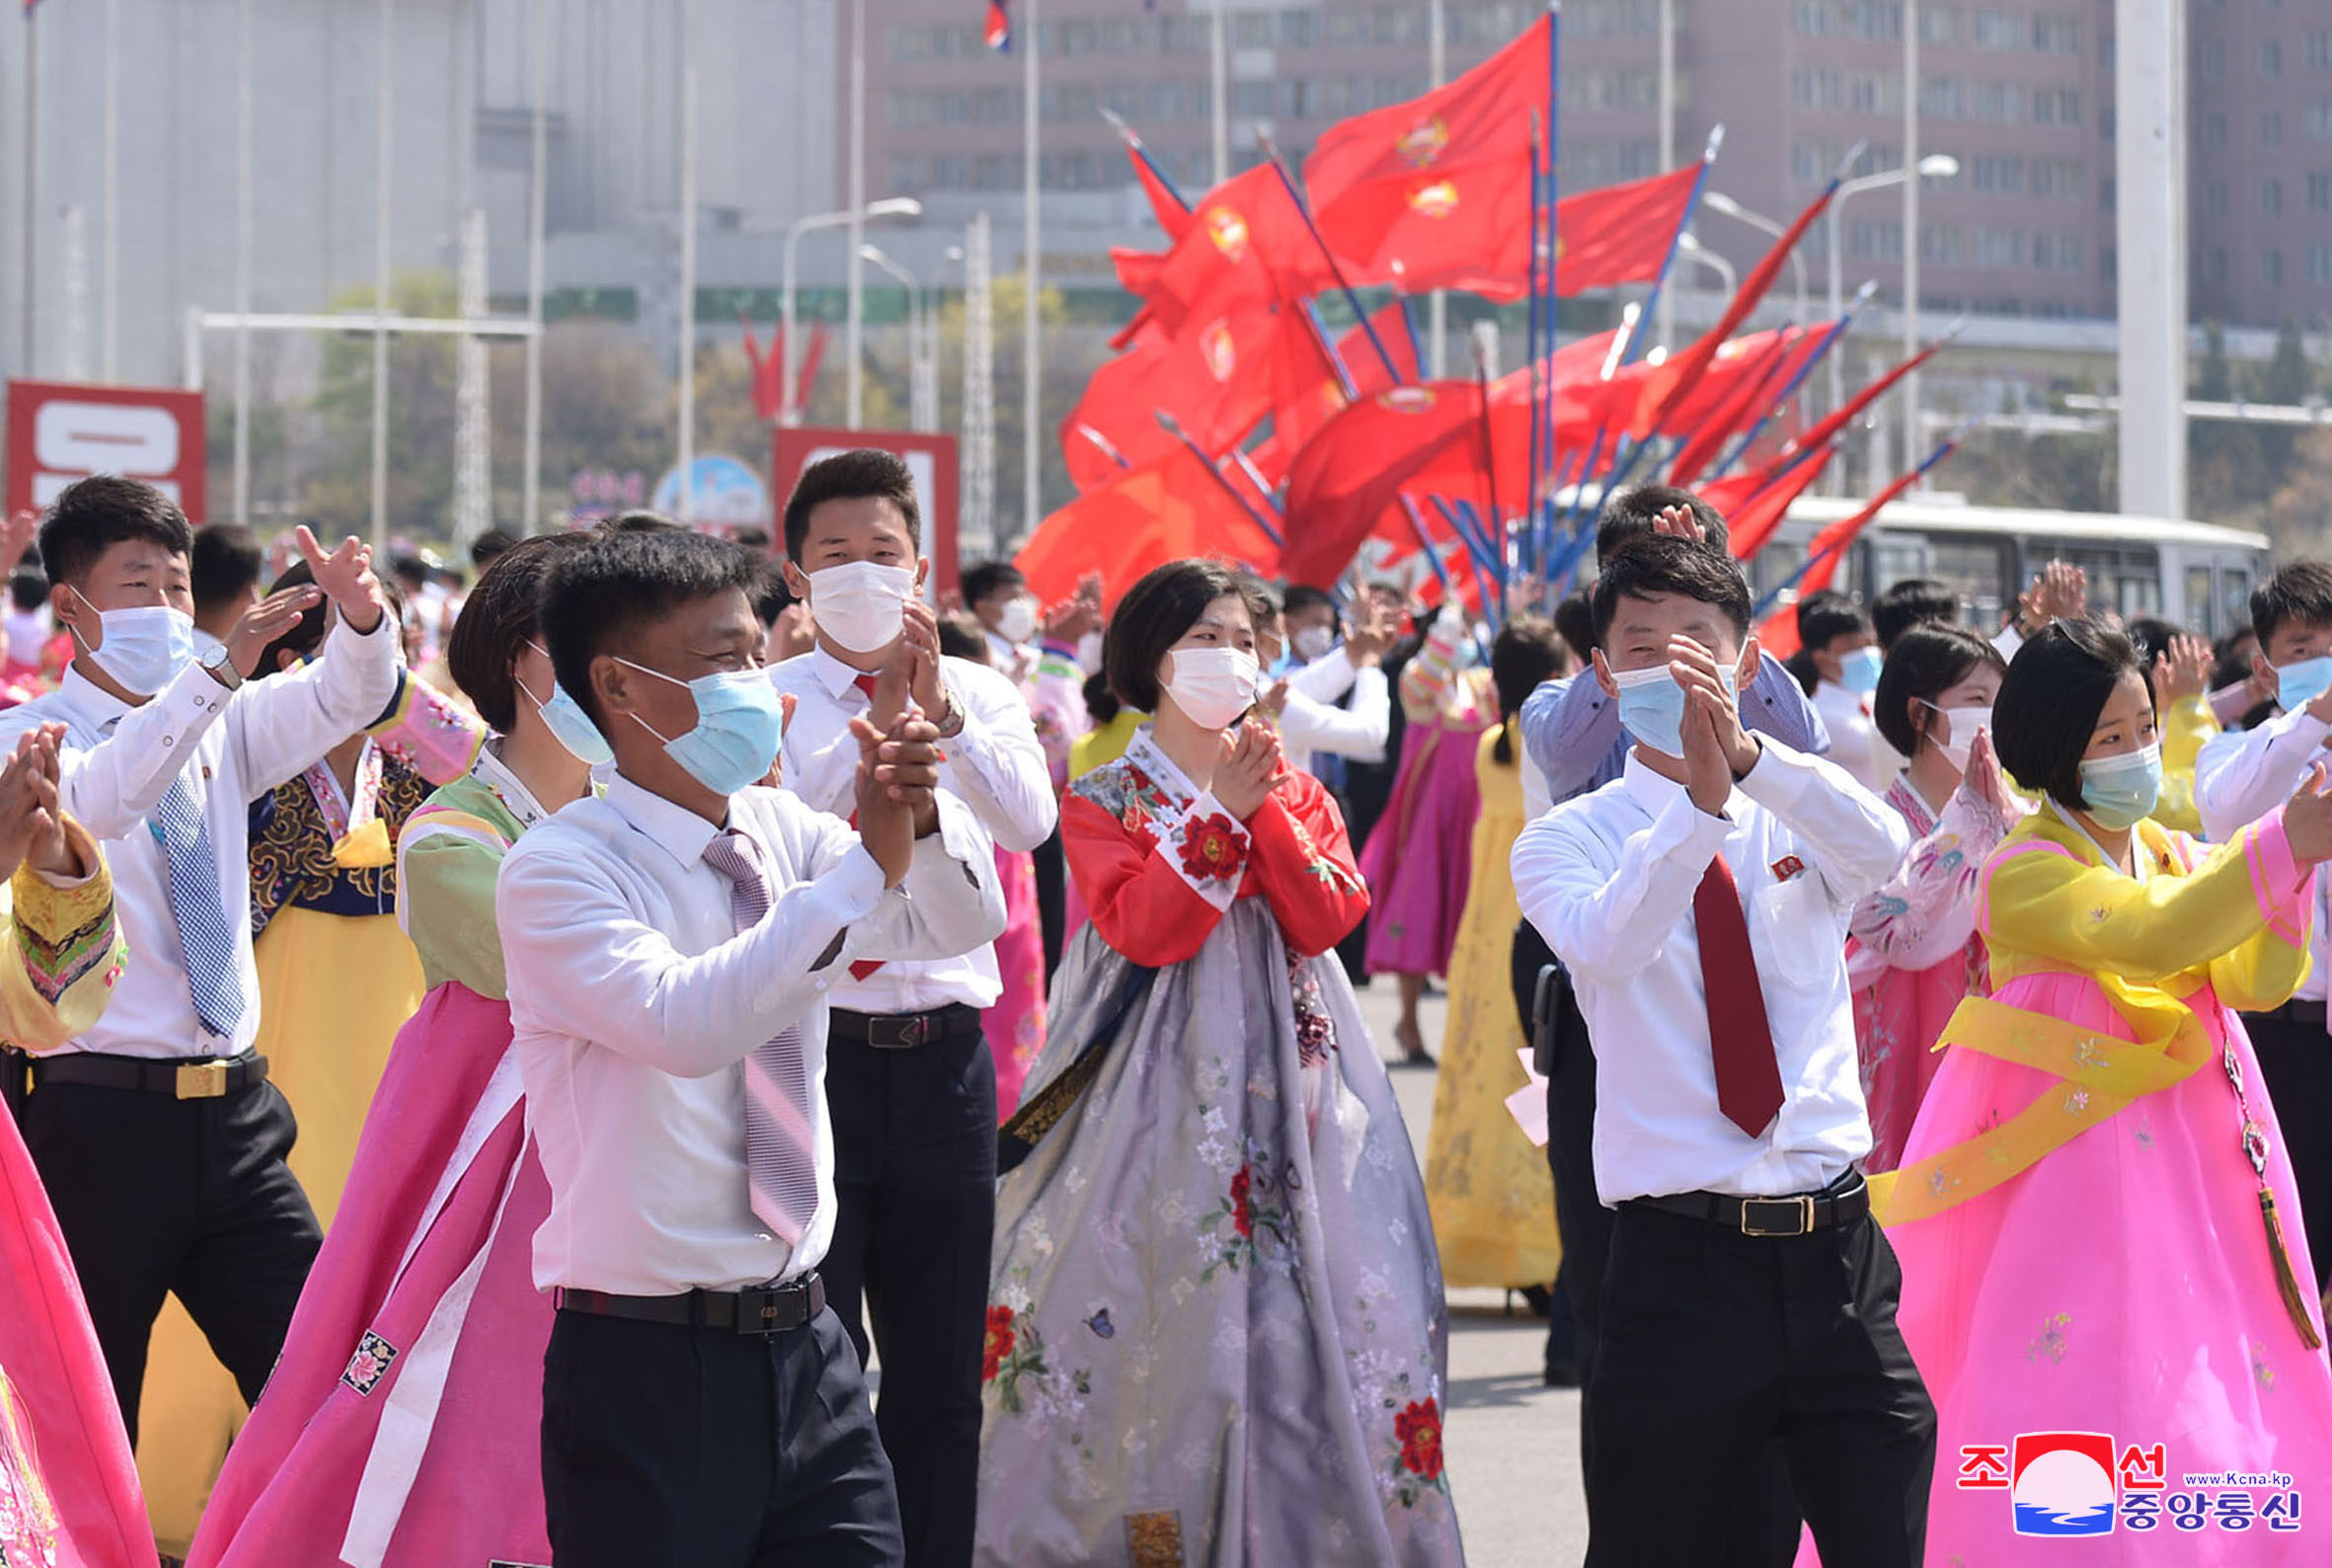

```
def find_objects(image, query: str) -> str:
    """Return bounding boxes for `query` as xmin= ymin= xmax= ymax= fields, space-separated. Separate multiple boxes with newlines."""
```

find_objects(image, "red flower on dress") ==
xmin=1229 ymin=1166 xmax=1254 ymax=1238
xmin=1179 ymin=814 xmax=1248 ymax=884
xmin=982 ymin=1304 xmax=1017 ymax=1381
xmin=1395 ymin=1398 xmax=1444 ymax=1480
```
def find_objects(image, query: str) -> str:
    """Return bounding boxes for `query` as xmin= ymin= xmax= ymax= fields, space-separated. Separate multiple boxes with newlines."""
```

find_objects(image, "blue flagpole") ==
xmin=1301 ymin=298 xmax=1361 ymax=401
xmin=1539 ymin=9 xmax=1562 ymax=582
xmin=1705 ymin=281 xmax=1879 ymax=480
xmin=1104 ymin=111 xmax=1195 ymax=218
xmin=1396 ymin=295 xmax=1426 ymax=379
xmin=1453 ymin=498 xmax=1510 ymax=622
xmin=1524 ymin=118 xmax=1545 ymax=584
xmin=1155 ymin=412 xmax=1283 ymax=546
xmin=1258 ymin=132 xmax=1406 ymax=385
xmin=1625 ymin=122 xmax=1724 ymax=367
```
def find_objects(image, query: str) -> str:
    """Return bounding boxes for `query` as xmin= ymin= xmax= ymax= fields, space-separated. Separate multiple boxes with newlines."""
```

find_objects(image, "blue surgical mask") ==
xmin=2277 ymin=655 xmax=2332 ymax=713
xmin=617 ymin=659 xmax=787 ymax=798
xmin=1838 ymin=646 xmax=1883 ymax=696
xmin=2078 ymin=742 xmax=2162 ymax=830
xmin=80 ymin=604 xmax=197 ymax=696
xmin=518 ymin=646 xmax=614 ymax=766
xmin=1612 ymin=664 xmax=1738 ymax=758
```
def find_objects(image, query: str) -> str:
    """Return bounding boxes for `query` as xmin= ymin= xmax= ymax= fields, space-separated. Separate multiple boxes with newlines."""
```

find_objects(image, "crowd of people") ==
xmin=0 ymin=456 xmax=2327 ymax=1568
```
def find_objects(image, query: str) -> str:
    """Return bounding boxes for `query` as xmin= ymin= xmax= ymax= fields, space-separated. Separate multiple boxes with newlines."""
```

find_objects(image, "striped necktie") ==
xmin=701 ymin=826 xmax=820 ymax=1246
xmin=150 ymin=771 xmax=247 ymax=1043
xmin=847 ymin=671 xmax=885 ymax=981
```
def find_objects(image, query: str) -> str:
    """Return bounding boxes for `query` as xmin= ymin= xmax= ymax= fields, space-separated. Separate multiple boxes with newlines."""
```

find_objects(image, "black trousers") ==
xmin=542 ymin=1304 xmax=902 ymax=1568
xmin=2244 ymin=1007 xmax=2332 ymax=1293
xmin=822 ymin=1027 xmax=995 ymax=1568
xmin=14 ymin=1072 xmax=321 ymax=1444
xmin=1587 ymin=1204 xmax=1937 ymax=1568
xmin=1031 ymin=826 xmax=1066 ymax=982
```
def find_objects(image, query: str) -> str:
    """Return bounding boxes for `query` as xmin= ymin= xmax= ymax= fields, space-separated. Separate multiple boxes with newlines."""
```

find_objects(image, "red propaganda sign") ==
xmin=5 ymin=379 xmax=210 ymax=520
xmin=770 ymin=428 xmax=961 ymax=597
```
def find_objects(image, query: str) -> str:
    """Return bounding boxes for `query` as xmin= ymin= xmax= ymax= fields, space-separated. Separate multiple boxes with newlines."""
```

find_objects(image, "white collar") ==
xmin=807 ymin=643 xmax=882 ymax=701
xmin=604 ymin=771 xmax=725 ymax=872
xmin=2044 ymin=795 xmax=2142 ymax=882
xmin=1615 ymin=747 xmax=1732 ymax=819
xmin=475 ymin=743 xmax=555 ymax=828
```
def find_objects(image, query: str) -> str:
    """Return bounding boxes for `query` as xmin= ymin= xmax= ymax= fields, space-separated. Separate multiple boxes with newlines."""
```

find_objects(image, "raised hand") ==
xmin=224 ymin=583 xmax=325 ymax=678
xmin=1256 ymin=677 xmax=1290 ymax=721
xmin=1212 ymin=719 xmax=1285 ymax=822
xmin=0 ymin=726 xmax=76 ymax=882
xmin=850 ymin=703 xmax=946 ymax=886
xmin=899 ymin=600 xmax=952 ymax=724
xmin=1043 ymin=572 xmax=1106 ymax=647
xmin=1962 ymin=725 xmax=2019 ymax=818
xmin=2285 ymin=762 xmax=2332 ymax=865
xmin=757 ymin=694 xmax=801 ymax=789
xmin=2158 ymin=633 xmax=2213 ymax=704
xmin=0 ymin=509 xmax=39 ymax=581
xmin=293 ymin=526 xmax=388 ymax=636
xmin=1670 ymin=636 xmax=1758 ymax=787
xmin=1651 ymin=504 xmax=1704 ymax=543
xmin=1343 ymin=599 xmax=1400 ymax=668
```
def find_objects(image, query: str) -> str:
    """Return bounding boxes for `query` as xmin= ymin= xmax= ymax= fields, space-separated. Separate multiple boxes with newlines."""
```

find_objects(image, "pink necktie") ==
xmin=702 ymin=828 xmax=820 ymax=1246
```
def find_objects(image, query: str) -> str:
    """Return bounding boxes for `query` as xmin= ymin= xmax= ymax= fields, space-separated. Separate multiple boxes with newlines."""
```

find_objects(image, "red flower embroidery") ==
xmin=1395 ymin=1398 xmax=1444 ymax=1480
xmin=982 ymin=1304 xmax=1016 ymax=1381
xmin=1229 ymin=1166 xmax=1254 ymax=1239
xmin=1179 ymin=814 xmax=1248 ymax=884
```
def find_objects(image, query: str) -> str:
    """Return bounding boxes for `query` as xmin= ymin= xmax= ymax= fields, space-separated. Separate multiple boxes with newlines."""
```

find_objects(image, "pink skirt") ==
xmin=984 ymin=845 xmax=1048 ymax=1121
xmin=1360 ymin=718 xmax=1486 ymax=978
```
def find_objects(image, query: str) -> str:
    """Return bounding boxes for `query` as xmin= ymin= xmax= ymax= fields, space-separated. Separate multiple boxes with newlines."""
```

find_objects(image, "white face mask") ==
xmin=806 ymin=561 xmax=913 ymax=655
xmin=79 ymin=603 xmax=197 ymax=697
xmin=1291 ymin=625 xmax=1336 ymax=665
xmin=996 ymin=594 xmax=1042 ymax=646
xmin=1161 ymin=646 xmax=1260 ymax=732
xmin=1922 ymin=700 xmax=1992 ymax=773
xmin=1076 ymin=630 xmax=1105 ymax=676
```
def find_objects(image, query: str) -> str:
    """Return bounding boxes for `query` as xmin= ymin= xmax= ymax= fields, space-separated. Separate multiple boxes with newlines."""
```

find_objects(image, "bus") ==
xmin=1752 ymin=496 xmax=2272 ymax=641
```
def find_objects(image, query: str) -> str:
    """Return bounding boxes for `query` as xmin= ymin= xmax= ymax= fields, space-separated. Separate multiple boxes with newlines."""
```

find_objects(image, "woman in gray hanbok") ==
xmin=978 ymin=562 xmax=1463 ymax=1567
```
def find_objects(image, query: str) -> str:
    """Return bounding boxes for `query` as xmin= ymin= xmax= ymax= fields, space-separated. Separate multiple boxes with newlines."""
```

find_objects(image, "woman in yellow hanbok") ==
xmin=1423 ymin=618 xmax=1568 ymax=1295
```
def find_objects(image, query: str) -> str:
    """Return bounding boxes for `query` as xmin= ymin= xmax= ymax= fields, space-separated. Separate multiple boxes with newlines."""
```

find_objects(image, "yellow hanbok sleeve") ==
xmin=0 ymin=818 xmax=126 ymax=1052
xmin=2150 ymin=694 xmax=2219 ymax=838
xmin=1982 ymin=810 xmax=2310 ymax=1003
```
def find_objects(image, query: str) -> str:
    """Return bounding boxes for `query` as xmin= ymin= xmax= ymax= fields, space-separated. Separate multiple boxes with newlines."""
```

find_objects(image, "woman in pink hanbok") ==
xmin=1849 ymin=623 xmax=2016 ymax=1172
xmin=189 ymin=533 xmax=596 ymax=1568
xmin=1872 ymin=619 xmax=2332 ymax=1565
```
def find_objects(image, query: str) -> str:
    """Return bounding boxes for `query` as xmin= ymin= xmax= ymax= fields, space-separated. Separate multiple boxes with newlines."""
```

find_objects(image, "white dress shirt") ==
xmin=0 ymin=614 xmax=401 ymax=1059
xmin=2197 ymin=705 xmax=2332 ymax=1001
xmin=1284 ymin=647 xmax=1392 ymax=770
xmin=498 ymin=774 xmax=1005 ymax=1295
xmin=1812 ymin=680 xmax=1892 ymax=795
xmin=766 ymin=646 xmax=1051 ymax=1013
xmin=1513 ymin=743 xmax=1910 ymax=1205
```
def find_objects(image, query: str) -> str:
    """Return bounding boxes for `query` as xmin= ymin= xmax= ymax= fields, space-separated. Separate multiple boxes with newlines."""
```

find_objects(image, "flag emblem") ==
xmin=1406 ymin=180 xmax=1460 ymax=219
xmin=1205 ymin=206 xmax=1250 ymax=262
xmin=1397 ymin=116 xmax=1450 ymax=167
xmin=1379 ymin=387 xmax=1438 ymax=414
xmin=1201 ymin=320 xmax=1238 ymax=381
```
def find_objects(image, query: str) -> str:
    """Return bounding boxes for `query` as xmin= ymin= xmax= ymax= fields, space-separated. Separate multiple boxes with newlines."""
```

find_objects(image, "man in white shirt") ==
xmin=768 ymin=450 xmax=1053 ymax=1568
xmin=1250 ymin=584 xmax=1393 ymax=781
xmin=501 ymin=526 xmax=1003 ymax=1568
xmin=0 ymin=476 xmax=399 ymax=1442
xmin=2194 ymin=559 xmax=2332 ymax=1294
xmin=1798 ymin=589 xmax=1893 ymax=794
xmin=190 ymin=520 xmax=265 ymax=661
xmin=1512 ymin=536 xmax=1930 ymax=1567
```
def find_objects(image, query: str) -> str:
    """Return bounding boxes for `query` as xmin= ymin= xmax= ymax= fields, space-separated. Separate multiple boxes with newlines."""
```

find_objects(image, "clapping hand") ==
xmin=2284 ymin=763 xmax=2332 ymax=866
xmin=899 ymin=601 xmax=954 ymax=726
xmin=1671 ymin=636 xmax=1757 ymax=817
xmin=851 ymin=700 xmax=947 ymax=887
xmin=293 ymin=526 xmax=388 ymax=637
xmin=2017 ymin=559 xmax=2088 ymax=635
xmin=1213 ymin=719 xmax=1285 ymax=822
xmin=0 ymin=726 xmax=77 ymax=883
xmin=756 ymin=694 xmax=800 ymax=789
xmin=1044 ymin=572 xmax=1106 ymax=646
xmin=1961 ymin=726 xmax=2019 ymax=819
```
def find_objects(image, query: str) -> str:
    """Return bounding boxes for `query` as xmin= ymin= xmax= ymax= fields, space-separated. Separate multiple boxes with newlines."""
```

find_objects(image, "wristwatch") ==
xmin=933 ymin=686 xmax=967 ymax=739
xmin=200 ymin=648 xmax=244 ymax=691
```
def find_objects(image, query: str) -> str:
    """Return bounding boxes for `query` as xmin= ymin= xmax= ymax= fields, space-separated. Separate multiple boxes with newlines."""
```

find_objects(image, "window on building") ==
xmin=1791 ymin=140 xmax=1830 ymax=185
xmin=1281 ymin=10 xmax=1317 ymax=47
xmin=2200 ymin=39 xmax=2226 ymax=79
xmin=2032 ymin=159 xmax=2085 ymax=199
xmin=2033 ymin=15 xmax=2081 ymax=53
xmin=2033 ymin=232 xmax=2083 ymax=272
xmin=1973 ymin=227 xmax=2026 ymax=268
xmin=1793 ymin=68 xmax=1843 ymax=110
xmin=1850 ymin=2 xmax=1903 ymax=41
xmin=1972 ymin=153 xmax=2025 ymax=193
xmin=1371 ymin=7 xmax=1426 ymax=45
xmin=2101 ymin=175 xmax=2116 ymax=210
xmin=1969 ymin=80 xmax=2023 ymax=121
xmin=2102 ymin=103 xmax=2116 ymax=138
xmin=2032 ymin=88 xmax=2080 ymax=126
xmin=1326 ymin=9 xmax=1369 ymax=44
xmin=2102 ymin=243 xmax=2117 ymax=281
xmin=2262 ymin=40 xmax=2284 ymax=79
xmin=2310 ymin=170 xmax=2332 ymax=210
xmin=1921 ymin=224 xmax=1966 ymax=265
xmin=2263 ymin=178 xmax=2285 ymax=216
xmin=1231 ymin=80 xmax=1274 ymax=116
xmin=1972 ymin=9 xmax=2022 ymax=48
xmin=2308 ymin=244 xmax=2332 ymax=284
xmin=2206 ymin=249 xmax=2228 ymax=285
xmin=2207 ymin=179 xmax=2229 ymax=215
xmin=1233 ymin=13 xmax=1273 ymax=46
xmin=1860 ymin=72 xmax=1909 ymax=117
xmin=2263 ymin=112 xmax=2285 ymax=146
xmin=2307 ymin=102 xmax=2332 ymax=141
xmin=1850 ymin=219 xmax=1904 ymax=260
xmin=2203 ymin=112 xmax=2230 ymax=148
xmin=1794 ymin=0 xmax=1836 ymax=33
xmin=2265 ymin=249 xmax=2284 ymax=285
xmin=1921 ymin=6 xmax=1960 ymax=45
xmin=2307 ymin=30 xmax=2332 ymax=71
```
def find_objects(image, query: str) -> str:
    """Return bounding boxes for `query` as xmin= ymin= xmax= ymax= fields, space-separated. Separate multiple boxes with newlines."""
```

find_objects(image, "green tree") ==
xmin=298 ymin=273 xmax=461 ymax=541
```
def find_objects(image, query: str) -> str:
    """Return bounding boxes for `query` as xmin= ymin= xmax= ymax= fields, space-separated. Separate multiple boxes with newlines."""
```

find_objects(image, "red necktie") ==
xmin=850 ymin=670 xmax=885 ymax=981
xmin=1693 ymin=855 xmax=1785 ymax=1139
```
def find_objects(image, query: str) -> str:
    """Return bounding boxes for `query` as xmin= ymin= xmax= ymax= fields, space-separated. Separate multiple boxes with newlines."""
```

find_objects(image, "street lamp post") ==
xmin=780 ymin=197 xmax=921 ymax=427
xmin=1824 ymin=154 xmax=1959 ymax=423
xmin=1702 ymin=192 xmax=1810 ymax=325
xmin=1678 ymin=235 xmax=1737 ymax=298
xmin=859 ymin=243 xmax=932 ymax=432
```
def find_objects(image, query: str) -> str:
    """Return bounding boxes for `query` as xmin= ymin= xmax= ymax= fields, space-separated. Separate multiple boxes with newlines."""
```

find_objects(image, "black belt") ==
xmin=24 ymin=1051 xmax=268 ymax=1102
xmin=1630 ymin=1172 xmax=1870 ymax=1238
xmin=554 ymin=1274 xmax=826 ymax=1336
xmin=2254 ymin=997 xmax=2328 ymax=1030
xmin=829 ymin=1002 xmax=982 ymax=1050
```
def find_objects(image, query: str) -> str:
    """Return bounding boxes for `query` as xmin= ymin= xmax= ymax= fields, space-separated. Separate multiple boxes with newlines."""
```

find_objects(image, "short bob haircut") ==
xmin=1872 ymin=621 xmax=2007 ymax=758
xmin=1490 ymin=615 xmax=1564 ymax=765
xmin=1871 ymin=578 xmax=1958 ymax=650
xmin=39 ymin=474 xmax=194 ymax=588
xmin=1589 ymin=533 xmax=1752 ymax=651
xmin=1794 ymin=589 xmax=1869 ymax=657
xmin=782 ymin=448 xmax=923 ymax=564
xmin=2252 ymin=562 xmax=2332 ymax=650
xmin=248 ymin=559 xmax=406 ymax=683
xmin=1991 ymin=617 xmax=2145 ymax=812
xmin=1594 ymin=484 xmax=1729 ymax=569
xmin=537 ymin=528 xmax=760 ymax=731
xmin=447 ymin=531 xmax=596 ymax=731
xmin=1104 ymin=559 xmax=1249 ymax=715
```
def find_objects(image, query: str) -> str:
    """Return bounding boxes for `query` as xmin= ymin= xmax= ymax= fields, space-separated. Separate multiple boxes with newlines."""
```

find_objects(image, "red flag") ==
xmin=1281 ymin=382 xmax=1489 ymax=588
xmin=1138 ymin=164 xmax=1330 ymax=341
xmin=1060 ymin=304 xmax=1292 ymax=494
xmin=1551 ymin=166 xmax=1707 ymax=296
xmin=1633 ymin=186 xmax=1839 ymax=437
xmin=1663 ymin=327 xmax=1807 ymax=489
xmin=1764 ymin=339 xmax=1946 ymax=478
xmin=984 ymin=0 xmax=1010 ymax=51
xmin=1018 ymin=443 xmax=1282 ymax=611
xmin=1707 ymin=443 xmax=1838 ymax=563
xmin=1114 ymin=124 xmax=1192 ymax=242
xmin=1269 ymin=303 xmax=1420 ymax=457
xmin=1760 ymin=465 xmax=1934 ymax=659
xmin=796 ymin=324 xmax=829 ymax=418
xmin=738 ymin=315 xmax=787 ymax=424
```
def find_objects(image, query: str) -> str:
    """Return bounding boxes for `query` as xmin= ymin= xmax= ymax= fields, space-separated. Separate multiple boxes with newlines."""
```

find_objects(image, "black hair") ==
xmin=1552 ymin=589 xmax=1595 ymax=663
xmin=9 ymin=570 xmax=46 ymax=613
xmin=469 ymin=527 xmax=518 ymax=569
xmin=1282 ymin=585 xmax=1338 ymax=624
xmin=2211 ymin=630 xmax=2273 ymax=732
xmin=1794 ymin=589 xmax=1869 ymax=657
xmin=191 ymin=523 xmax=266 ymax=616
xmin=1589 ymin=533 xmax=1752 ymax=650
xmin=537 ymin=529 xmax=760 ymax=730
xmin=937 ymin=613 xmax=989 ymax=664
xmin=2252 ymin=561 xmax=2332 ymax=650
xmin=1104 ymin=559 xmax=1248 ymax=714
xmin=1490 ymin=616 xmax=1564 ymax=765
xmin=250 ymin=560 xmax=408 ymax=682
xmin=782 ymin=448 xmax=923 ymax=564
xmin=1236 ymin=574 xmax=1282 ymax=634
xmin=733 ymin=524 xmax=773 ymax=554
xmin=1991 ymin=617 xmax=2145 ymax=812
xmin=1594 ymin=484 xmax=1729 ymax=570
xmin=1082 ymin=669 xmax=1122 ymax=726
xmin=750 ymin=559 xmax=790 ymax=629
xmin=1873 ymin=622 xmax=2006 ymax=757
xmin=959 ymin=560 xmax=1028 ymax=611
xmin=37 ymin=474 xmax=194 ymax=588
xmin=1785 ymin=647 xmax=1821 ymax=696
xmin=389 ymin=553 xmax=431 ymax=589
xmin=2125 ymin=616 xmax=2183 ymax=671
xmin=1871 ymin=578 xmax=1958 ymax=650
xmin=446 ymin=532 xmax=596 ymax=731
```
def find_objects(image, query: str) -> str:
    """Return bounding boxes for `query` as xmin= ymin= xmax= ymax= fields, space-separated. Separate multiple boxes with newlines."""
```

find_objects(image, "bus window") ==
xmin=2222 ymin=566 xmax=2253 ymax=640
xmin=2118 ymin=576 xmax=2162 ymax=619
xmin=1925 ymin=537 xmax=2011 ymax=632
xmin=2186 ymin=567 xmax=2215 ymax=636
